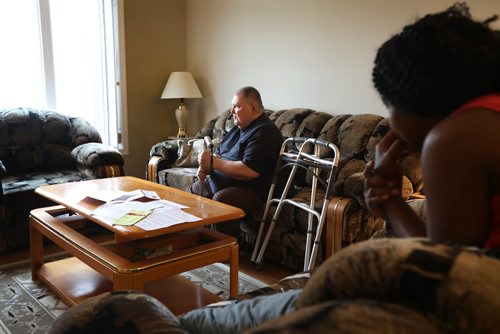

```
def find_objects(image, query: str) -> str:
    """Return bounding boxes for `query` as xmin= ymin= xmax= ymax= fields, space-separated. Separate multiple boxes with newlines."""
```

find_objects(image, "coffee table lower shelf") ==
xmin=30 ymin=205 xmax=239 ymax=315
xmin=36 ymin=257 xmax=222 ymax=315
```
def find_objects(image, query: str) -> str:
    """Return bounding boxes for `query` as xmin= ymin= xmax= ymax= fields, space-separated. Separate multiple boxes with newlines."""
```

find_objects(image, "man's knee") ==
xmin=213 ymin=187 xmax=262 ymax=214
xmin=190 ymin=179 xmax=213 ymax=198
xmin=212 ymin=187 xmax=239 ymax=203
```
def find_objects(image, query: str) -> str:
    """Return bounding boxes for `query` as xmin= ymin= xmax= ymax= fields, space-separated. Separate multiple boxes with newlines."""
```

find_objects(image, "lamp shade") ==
xmin=161 ymin=71 xmax=203 ymax=99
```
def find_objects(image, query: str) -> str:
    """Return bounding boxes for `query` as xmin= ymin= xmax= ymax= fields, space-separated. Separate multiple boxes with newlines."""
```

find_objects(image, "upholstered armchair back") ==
xmin=0 ymin=107 xmax=102 ymax=174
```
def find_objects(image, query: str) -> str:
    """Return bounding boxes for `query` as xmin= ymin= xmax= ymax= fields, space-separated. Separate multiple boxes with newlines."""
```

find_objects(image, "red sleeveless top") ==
xmin=453 ymin=94 xmax=500 ymax=249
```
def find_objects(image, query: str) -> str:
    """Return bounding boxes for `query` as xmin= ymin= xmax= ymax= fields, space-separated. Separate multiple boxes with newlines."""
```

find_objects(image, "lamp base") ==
xmin=175 ymin=102 xmax=188 ymax=138
xmin=176 ymin=128 xmax=187 ymax=138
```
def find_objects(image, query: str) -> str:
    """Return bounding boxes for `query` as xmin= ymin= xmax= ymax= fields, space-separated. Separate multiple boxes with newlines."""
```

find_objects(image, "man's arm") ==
xmin=198 ymin=150 xmax=260 ymax=181
xmin=213 ymin=155 xmax=259 ymax=180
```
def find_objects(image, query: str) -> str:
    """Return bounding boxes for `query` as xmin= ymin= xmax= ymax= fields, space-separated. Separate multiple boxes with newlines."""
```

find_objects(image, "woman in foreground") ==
xmin=366 ymin=2 xmax=500 ymax=251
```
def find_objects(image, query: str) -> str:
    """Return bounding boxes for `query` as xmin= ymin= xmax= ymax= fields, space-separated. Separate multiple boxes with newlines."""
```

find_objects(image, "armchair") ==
xmin=0 ymin=107 xmax=124 ymax=253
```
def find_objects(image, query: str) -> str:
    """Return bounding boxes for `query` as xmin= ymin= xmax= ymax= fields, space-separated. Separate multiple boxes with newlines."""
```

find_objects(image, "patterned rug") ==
xmin=0 ymin=259 xmax=267 ymax=334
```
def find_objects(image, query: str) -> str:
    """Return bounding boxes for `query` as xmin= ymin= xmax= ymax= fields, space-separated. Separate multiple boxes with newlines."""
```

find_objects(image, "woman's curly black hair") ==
xmin=372 ymin=2 xmax=500 ymax=117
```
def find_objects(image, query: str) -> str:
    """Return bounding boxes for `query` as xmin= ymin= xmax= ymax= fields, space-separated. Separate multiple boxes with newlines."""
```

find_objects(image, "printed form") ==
xmin=89 ymin=190 xmax=201 ymax=230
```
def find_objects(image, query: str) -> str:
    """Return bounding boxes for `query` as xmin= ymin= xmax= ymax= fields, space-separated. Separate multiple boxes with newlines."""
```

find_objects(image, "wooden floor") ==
xmin=239 ymin=250 xmax=295 ymax=285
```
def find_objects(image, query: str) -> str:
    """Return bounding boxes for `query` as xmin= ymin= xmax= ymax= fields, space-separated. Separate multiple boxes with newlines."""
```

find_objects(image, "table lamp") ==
xmin=161 ymin=71 xmax=203 ymax=138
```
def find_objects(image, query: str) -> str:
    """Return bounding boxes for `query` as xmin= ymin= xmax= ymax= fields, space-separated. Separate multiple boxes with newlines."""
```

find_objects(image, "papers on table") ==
xmin=135 ymin=206 xmax=201 ymax=231
xmin=89 ymin=190 xmax=201 ymax=230
xmin=87 ymin=189 xmax=160 ymax=203
xmin=86 ymin=190 xmax=128 ymax=202
xmin=92 ymin=200 xmax=168 ymax=224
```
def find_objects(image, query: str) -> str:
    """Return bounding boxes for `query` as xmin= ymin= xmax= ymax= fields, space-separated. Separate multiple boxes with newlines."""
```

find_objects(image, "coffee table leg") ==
xmin=113 ymin=272 xmax=145 ymax=291
xmin=29 ymin=216 xmax=44 ymax=280
xmin=229 ymin=243 xmax=239 ymax=298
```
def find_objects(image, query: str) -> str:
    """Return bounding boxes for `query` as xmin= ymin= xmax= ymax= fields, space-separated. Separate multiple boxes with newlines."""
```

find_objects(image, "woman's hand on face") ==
xmin=374 ymin=130 xmax=408 ymax=179
xmin=363 ymin=131 xmax=408 ymax=219
xmin=363 ymin=160 xmax=401 ymax=219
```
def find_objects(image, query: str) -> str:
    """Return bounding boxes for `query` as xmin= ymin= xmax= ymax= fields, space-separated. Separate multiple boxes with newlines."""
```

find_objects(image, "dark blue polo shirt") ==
xmin=208 ymin=113 xmax=283 ymax=199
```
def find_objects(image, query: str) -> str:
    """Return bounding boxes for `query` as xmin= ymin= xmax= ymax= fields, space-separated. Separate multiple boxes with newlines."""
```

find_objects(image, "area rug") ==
xmin=0 ymin=259 xmax=267 ymax=334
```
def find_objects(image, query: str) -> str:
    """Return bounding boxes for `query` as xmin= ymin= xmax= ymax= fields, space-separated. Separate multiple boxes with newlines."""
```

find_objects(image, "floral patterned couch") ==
xmin=0 ymin=107 xmax=124 ymax=253
xmin=147 ymin=108 xmax=422 ymax=271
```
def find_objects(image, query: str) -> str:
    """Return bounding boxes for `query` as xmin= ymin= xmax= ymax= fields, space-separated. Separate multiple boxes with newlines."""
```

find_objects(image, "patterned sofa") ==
xmin=0 ymin=107 xmax=124 ymax=253
xmin=147 ymin=108 xmax=422 ymax=270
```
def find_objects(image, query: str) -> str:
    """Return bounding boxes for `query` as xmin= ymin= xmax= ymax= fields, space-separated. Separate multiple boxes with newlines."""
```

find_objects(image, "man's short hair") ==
xmin=237 ymin=86 xmax=264 ymax=111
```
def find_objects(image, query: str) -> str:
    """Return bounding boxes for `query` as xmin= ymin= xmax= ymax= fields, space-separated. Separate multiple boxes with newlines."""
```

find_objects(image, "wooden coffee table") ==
xmin=30 ymin=176 xmax=245 ymax=313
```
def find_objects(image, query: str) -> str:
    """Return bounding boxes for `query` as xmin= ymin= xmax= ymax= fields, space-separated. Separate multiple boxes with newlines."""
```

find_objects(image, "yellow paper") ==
xmin=114 ymin=209 xmax=150 ymax=226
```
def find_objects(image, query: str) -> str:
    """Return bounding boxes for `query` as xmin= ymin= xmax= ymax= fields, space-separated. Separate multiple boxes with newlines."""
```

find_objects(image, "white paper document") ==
xmin=87 ymin=190 xmax=128 ymax=203
xmin=91 ymin=198 xmax=199 ymax=230
xmin=114 ymin=189 xmax=160 ymax=202
xmin=135 ymin=206 xmax=202 ymax=231
xmin=91 ymin=200 xmax=165 ymax=224
xmin=87 ymin=189 xmax=161 ymax=203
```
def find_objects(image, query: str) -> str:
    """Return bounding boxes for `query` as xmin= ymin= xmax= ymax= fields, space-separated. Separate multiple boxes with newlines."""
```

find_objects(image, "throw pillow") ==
xmin=173 ymin=139 xmax=205 ymax=167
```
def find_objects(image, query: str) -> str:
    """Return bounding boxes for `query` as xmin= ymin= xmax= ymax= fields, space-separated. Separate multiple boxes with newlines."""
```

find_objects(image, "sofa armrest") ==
xmin=71 ymin=143 xmax=124 ymax=178
xmin=325 ymin=196 xmax=354 ymax=256
xmin=343 ymin=172 xmax=414 ymax=208
xmin=150 ymin=140 xmax=181 ymax=162
xmin=147 ymin=140 xmax=182 ymax=182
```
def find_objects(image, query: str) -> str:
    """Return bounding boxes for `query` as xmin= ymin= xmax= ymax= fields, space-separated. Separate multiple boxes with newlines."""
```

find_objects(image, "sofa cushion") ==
xmin=210 ymin=109 xmax=235 ymax=140
xmin=365 ymin=118 xmax=390 ymax=161
xmin=172 ymin=139 xmax=205 ymax=167
xmin=69 ymin=117 xmax=102 ymax=147
xmin=0 ymin=108 xmax=44 ymax=146
xmin=173 ymin=138 xmax=222 ymax=168
xmin=317 ymin=114 xmax=352 ymax=158
xmin=0 ymin=108 xmax=75 ymax=146
xmin=3 ymin=170 xmax=91 ymax=195
xmin=0 ymin=144 xmax=75 ymax=174
xmin=338 ymin=114 xmax=384 ymax=159
xmin=295 ymin=112 xmax=332 ymax=139
xmin=158 ymin=167 xmax=198 ymax=192
xmin=273 ymin=109 xmax=315 ymax=138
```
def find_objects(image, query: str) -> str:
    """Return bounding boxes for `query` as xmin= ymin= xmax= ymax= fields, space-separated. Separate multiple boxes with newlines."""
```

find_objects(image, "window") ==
xmin=0 ymin=0 xmax=128 ymax=152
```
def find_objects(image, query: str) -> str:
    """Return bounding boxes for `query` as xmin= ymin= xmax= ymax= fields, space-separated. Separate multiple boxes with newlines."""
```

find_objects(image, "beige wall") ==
xmin=123 ymin=0 xmax=186 ymax=177
xmin=186 ymin=0 xmax=500 ymax=126
xmin=121 ymin=0 xmax=499 ymax=177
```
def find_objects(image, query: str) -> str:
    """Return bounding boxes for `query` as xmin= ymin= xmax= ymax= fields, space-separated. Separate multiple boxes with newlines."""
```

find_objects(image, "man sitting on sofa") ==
xmin=191 ymin=86 xmax=283 ymax=237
